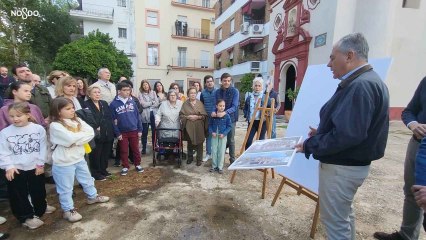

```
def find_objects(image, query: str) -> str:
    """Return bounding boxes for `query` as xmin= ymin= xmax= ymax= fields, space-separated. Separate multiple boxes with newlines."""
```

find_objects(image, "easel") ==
xmin=229 ymin=90 xmax=275 ymax=199
xmin=271 ymin=176 xmax=320 ymax=239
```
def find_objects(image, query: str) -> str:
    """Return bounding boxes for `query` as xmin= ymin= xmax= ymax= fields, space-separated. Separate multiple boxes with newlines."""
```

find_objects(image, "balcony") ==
xmin=171 ymin=0 xmax=215 ymax=11
xmin=70 ymin=4 xmax=114 ymax=23
xmin=171 ymin=58 xmax=213 ymax=71
xmin=213 ymin=60 xmax=268 ymax=80
xmin=172 ymin=26 xmax=214 ymax=42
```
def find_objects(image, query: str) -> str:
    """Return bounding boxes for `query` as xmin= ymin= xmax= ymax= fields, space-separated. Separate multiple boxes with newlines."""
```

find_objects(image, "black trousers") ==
xmin=6 ymin=169 xmax=46 ymax=223
xmin=187 ymin=138 xmax=203 ymax=162
xmin=89 ymin=140 xmax=113 ymax=178
xmin=423 ymin=213 xmax=426 ymax=232
xmin=245 ymin=120 xmax=267 ymax=150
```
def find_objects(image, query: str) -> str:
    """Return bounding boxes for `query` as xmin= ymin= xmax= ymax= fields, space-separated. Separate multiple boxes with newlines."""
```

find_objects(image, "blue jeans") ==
xmin=53 ymin=160 xmax=97 ymax=212
xmin=206 ymin=134 xmax=212 ymax=155
xmin=142 ymin=111 xmax=156 ymax=152
xmin=415 ymin=137 xmax=426 ymax=185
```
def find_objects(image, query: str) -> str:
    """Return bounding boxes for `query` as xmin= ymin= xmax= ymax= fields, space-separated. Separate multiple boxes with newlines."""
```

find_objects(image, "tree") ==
xmin=53 ymin=30 xmax=133 ymax=83
xmin=239 ymin=73 xmax=255 ymax=94
xmin=0 ymin=0 xmax=77 ymax=74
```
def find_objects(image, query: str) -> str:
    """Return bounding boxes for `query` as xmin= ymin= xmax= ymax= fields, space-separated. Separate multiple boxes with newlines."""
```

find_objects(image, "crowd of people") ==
xmin=0 ymin=32 xmax=426 ymax=240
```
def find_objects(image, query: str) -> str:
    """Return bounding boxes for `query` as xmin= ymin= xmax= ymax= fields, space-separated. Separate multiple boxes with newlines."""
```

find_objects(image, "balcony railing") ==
xmin=171 ymin=58 xmax=212 ymax=69
xmin=69 ymin=4 xmax=114 ymax=23
xmin=171 ymin=0 xmax=215 ymax=9
xmin=238 ymin=52 xmax=263 ymax=64
xmin=172 ymin=26 xmax=214 ymax=40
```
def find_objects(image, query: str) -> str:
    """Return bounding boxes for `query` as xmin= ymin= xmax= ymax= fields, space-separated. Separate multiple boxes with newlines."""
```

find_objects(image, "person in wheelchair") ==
xmin=155 ymin=90 xmax=183 ymax=161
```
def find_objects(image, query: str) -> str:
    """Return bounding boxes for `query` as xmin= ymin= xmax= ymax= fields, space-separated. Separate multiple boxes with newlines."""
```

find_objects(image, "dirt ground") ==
xmin=0 ymin=119 xmax=425 ymax=240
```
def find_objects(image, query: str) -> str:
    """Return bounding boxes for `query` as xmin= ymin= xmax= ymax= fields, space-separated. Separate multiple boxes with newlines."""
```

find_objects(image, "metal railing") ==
xmin=172 ymin=26 xmax=214 ymax=40
xmin=171 ymin=58 xmax=211 ymax=69
xmin=172 ymin=0 xmax=214 ymax=9
xmin=70 ymin=4 xmax=114 ymax=20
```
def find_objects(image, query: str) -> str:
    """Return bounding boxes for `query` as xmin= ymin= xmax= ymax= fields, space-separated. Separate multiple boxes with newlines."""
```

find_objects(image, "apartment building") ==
xmin=213 ymin=0 xmax=270 ymax=86
xmin=69 ymin=0 xmax=136 ymax=75
xmin=133 ymin=0 xmax=216 ymax=94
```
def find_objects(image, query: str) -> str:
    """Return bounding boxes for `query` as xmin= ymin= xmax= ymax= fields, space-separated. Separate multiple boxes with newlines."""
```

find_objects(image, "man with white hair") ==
xmin=90 ymin=68 xmax=116 ymax=104
xmin=32 ymin=74 xmax=41 ymax=86
xmin=295 ymin=33 xmax=390 ymax=239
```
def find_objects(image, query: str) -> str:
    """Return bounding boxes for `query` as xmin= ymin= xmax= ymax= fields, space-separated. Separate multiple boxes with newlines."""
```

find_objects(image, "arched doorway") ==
xmin=283 ymin=65 xmax=296 ymax=111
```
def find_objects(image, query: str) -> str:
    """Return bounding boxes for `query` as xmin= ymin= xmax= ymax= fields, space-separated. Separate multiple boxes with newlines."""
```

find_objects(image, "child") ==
xmin=0 ymin=102 xmax=47 ymax=229
xmin=110 ymin=82 xmax=144 ymax=176
xmin=49 ymin=97 xmax=109 ymax=223
xmin=208 ymin=99 xmax=232 ymax=174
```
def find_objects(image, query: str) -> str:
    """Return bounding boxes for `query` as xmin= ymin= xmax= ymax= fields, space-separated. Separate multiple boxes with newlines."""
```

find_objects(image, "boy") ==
xmin=109 ymin=82 xmax=143 ymax=176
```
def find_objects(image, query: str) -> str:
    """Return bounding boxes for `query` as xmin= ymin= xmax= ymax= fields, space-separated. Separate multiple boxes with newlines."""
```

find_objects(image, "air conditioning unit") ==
xmin=210 ymin=17 xmax=215 ymax=24
xmin=240 ymin=22 xmax=249 ymax=34
xmin=251 ymin=61 xmax=260 ymax=72
xmin=252 ymin=24 xmax=264 ymax=34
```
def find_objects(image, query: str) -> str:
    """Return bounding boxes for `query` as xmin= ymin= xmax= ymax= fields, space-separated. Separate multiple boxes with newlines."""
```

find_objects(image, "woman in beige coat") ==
xmin=179 ymin=87 xmax=208 ymax=166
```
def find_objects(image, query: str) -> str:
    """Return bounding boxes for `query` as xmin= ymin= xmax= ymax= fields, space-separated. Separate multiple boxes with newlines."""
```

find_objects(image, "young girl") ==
xmin=0 ymin=102 xmax=47 ymax=229
xmin=0 ymin=81 xmax=45 ymax=130
xmin=208 ymin=99 xmax=232 ymax=174
xmin=49 ymin=97 xmax=109 ymax=222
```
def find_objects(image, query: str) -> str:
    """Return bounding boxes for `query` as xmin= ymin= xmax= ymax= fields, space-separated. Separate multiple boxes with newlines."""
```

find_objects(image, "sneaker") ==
xmin=0 ymin=216 xmax=6 ymax=225
xmin=63 ymin=209 xmax=82 ymax=223
xmin=209 ymin=168 xmax=215 ymax=172
xmin=218 ymin=169 xmax=224 ymax=174
xmin=203 ymin=154 xmax=211 ymax=162
xmin=373 ymin=232 xmax=404 ymax=240
xmin=103 ymin=172 xmax=112 ymax=177
xmin=0 ymin=233 xmax=10 ymax=240
xmin=87 ymin=195 xmax=110 ymax=205
xmin=45 ymin=205 xmax=56 ymax=214
xmin=23 ymin=216 xmax=44 ymax=229
xmin=135 ymin=166 xmax=144 ymax=173
xmin=225 ymin=148 xmax=229 ymax=154
xmin=113 ymin=162 xmax=121 ymax=167
xmin=121 ymin=168 xmax=129 ymax=176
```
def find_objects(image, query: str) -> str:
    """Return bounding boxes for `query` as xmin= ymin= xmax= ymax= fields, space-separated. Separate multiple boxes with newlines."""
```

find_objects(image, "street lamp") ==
xmin=166 ymin=64 xmax=172 ymax=75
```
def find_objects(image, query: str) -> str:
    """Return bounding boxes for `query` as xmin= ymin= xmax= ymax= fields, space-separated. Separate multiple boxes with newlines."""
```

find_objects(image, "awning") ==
xmin=226 ymin=46 xmax=234 ymax=52
xmin=239 ymin=37 xmax=263 ymax=47
xmin=241 ymin=0 xmax=252 ymax=14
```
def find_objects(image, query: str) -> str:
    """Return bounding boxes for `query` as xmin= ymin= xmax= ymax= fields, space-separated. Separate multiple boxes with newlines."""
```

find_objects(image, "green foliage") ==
xmin=239 ymin=73 xmax=255 ymax=94
xmin=286 ymin=86 xmax=299 ymax=103
xmin=0 ymin=0 xmax=77 ymax=74
xmin=225 ymin=61 xmax=233 ymax=67
xmin=53 ymin=30 xmax=133 ymax=83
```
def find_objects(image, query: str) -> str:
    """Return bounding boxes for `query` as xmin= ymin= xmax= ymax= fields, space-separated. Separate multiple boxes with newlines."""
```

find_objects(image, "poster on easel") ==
xmin=228 ymin=136 xmax=302 ymax=170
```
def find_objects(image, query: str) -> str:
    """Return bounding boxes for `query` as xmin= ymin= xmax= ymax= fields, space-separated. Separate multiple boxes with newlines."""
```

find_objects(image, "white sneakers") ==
xmin=87 ymin=195 xmax=110 ymax=205
xmin=45 ymin=205 xmax=56 ymax=214
xmin=202 ymin=154 xmax=211 ymax=162
xmin=23 ymin=216 xmax=44 ymax=229
xmin=63 ymin=209 xmax=82 ymax=223
xmin=0 ymin=216 xmax=6 ymax=225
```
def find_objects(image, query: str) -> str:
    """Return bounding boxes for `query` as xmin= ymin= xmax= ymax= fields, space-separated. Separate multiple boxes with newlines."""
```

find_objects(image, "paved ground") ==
xmin=0 ymin=118 xmax=425 ymax=240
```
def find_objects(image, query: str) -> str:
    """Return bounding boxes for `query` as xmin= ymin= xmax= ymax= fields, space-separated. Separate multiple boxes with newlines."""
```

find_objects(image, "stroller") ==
xmin=153 ymin=128 xmax=183 ymax=167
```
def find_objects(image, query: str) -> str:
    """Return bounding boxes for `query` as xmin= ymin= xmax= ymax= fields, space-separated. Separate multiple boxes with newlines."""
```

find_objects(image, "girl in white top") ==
xmin=0 ymin=102 xmax=47 ymax=229
xmin=49 ymin=97 xmax=109 ymax=223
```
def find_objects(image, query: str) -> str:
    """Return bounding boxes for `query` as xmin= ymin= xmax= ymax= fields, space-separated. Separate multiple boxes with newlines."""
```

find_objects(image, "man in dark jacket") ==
xmin=296 ymin=33 xmax=389 ymax=239
xmin=0 ymin=66 xmax=15 ymax=98
xmin=214 ymin=73 xmax=239 ymax=164
xmin=374 ymin=77 xmax=426 ymax=240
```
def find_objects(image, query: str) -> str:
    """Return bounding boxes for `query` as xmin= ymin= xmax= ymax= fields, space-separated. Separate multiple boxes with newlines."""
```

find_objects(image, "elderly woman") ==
xmin=243 ymin=77 xmax=271 ymax=149
xmin=85 ymin=85 xmax=114 ymax=181
xmin=179 ymin=87 xmax=208 ymax=166
xmin=155 ymin=90 xmax=182 ymax=160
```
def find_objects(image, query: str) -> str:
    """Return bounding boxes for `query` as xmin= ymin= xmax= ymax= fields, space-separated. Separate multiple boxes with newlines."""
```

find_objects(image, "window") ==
xmin=229 ymin=51 xmax=234 ymax=65
xmin=230 ymin=18 xmax=235 ymax=33
xmin=178 ymin=47 xmax=187 ymax=67
xmin=118 ymin=28 xmax=127 ymax=38
xmin=147 ymin=44 xmax=159 ymax=66
xmin=200 ymin=50 xmax=209 ymax=68
xmin=117 ymin=0 xmax=126 ymax=7
xmin=218 ymin=28 xmax=222 ymax=41
xmin=202 ymin=0 xmax=210 ymax=8
xmin=147 ymin=79 xmax=159 ymax=88
xmin=178 ymin=0 xmax=187 ymax=3
xmin=175 ymin=80 xmax=184 ymax=92
xmin=146 ymin=10 xmax=159 ymax=26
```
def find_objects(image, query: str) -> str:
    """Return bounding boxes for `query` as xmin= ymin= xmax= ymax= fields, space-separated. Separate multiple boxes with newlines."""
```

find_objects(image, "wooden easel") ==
xmin=229 ymin=91 xmax=275 ymax=199
xmin=271 ymin=176 xmax=320 ymax=239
